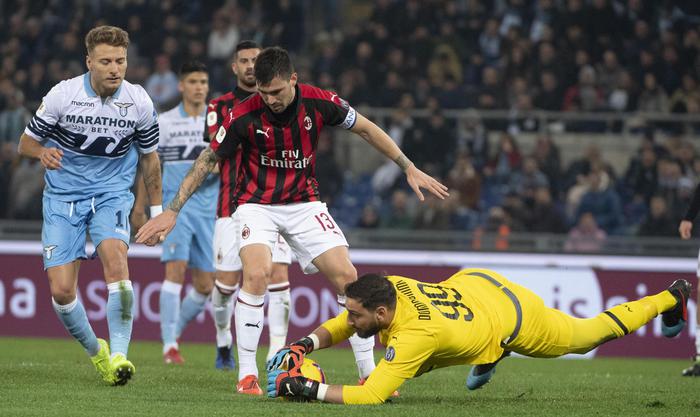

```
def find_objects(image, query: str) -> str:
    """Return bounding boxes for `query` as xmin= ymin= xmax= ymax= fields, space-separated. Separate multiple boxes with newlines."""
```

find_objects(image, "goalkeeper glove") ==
xmin=267 ymin=369 xmax=320 ymax=401
xmin=266 ymin=336 xmax=316 ymax=371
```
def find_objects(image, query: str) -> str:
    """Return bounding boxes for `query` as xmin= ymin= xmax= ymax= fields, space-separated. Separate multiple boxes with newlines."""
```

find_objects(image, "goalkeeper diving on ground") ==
xmin=266 ymin=268 xmax=691 ymax=404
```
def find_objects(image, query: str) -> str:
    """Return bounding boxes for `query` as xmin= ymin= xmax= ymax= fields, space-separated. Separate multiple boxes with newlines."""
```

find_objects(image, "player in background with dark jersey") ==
xmin=678 ymin=183 xmax=700 ymax=376
xmin=136 ymin=46 xmax=449 ymax=394
xmin=204 ymin=41 xmax=293 ymax=373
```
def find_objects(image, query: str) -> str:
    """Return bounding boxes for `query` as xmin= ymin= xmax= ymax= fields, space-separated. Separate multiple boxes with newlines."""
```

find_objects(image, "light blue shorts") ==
xmin=160 ymin=209 xmax=215 ymax=272
xmin=41 ymin=192 xmax=134 ymax=269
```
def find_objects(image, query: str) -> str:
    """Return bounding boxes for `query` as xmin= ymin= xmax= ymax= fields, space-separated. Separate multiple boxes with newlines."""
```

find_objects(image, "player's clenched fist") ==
xmin=267 ymin=368 xmax=319 ymax=400
xmin=39 ymin=147 xmax=63 ymax=170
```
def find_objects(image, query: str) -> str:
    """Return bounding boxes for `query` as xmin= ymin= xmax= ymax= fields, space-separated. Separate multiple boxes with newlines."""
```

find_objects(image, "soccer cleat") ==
xmin=466 ymin=364 xmax=497 ymax=390
xmin=163 ymin=347 xmax=185 ymax=365
xmin=681 ymin=356 xmax=700 ymax=377
xmin=359 ymin=377 xmax=399 ymax=397
xmin=215 ymin=346 xmax=235 ymax=370
xmin=111 ymin=354 xmax=135 ymax=386
xmin=661 ymin=279 xmax=692 ymax=338
xmin=90 ymin=338 xmax=116 ymax=385
xmin=236 ymin=374 xmax=263 ymax=395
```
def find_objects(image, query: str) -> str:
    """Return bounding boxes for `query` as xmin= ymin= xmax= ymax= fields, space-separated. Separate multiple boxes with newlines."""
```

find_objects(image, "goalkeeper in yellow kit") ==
xmin=266 ymin=268 xmax=691 ymax=404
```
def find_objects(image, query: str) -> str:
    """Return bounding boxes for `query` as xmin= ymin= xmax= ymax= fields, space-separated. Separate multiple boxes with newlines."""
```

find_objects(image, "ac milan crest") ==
xmin=304 ymin=115 xmax=313 ymax=130
xmin=242 ymin=225 xmax=250 ymax=239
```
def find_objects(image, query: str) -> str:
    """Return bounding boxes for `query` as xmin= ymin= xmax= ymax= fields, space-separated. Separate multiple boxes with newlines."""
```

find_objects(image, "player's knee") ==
xmin=242 ymin=267 xmax=270 ymax=293
xmin=215 ymin=270 xmax=241 ymax=287
xmin=192 ymin=274 xmax=214 ymax=295
xmin=50 ymin=285 xmax=77 ymax=305
xmin=336 ymin=263 xmax=358 ymax=284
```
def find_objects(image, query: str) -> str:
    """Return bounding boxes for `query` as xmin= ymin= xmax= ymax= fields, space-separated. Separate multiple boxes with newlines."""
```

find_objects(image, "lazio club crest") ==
xmin=114 ymin=102 xmax=134 ymax=117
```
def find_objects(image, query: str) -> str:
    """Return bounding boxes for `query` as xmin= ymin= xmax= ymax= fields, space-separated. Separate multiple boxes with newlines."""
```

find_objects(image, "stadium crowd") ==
xmin=1 ymin=0 xmax=700 ymax=248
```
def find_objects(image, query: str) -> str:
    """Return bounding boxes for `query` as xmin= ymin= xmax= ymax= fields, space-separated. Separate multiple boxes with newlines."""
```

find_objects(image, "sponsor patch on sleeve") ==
xmin=340 ymin=106 xmax=356 ymax=130
xmin=215 ymin=126 xmax=226 ymax=143
xmin=36 ymin=101 xmax=46 ymax=116
xmin=207 ymin=111 xmax=218 ymax=126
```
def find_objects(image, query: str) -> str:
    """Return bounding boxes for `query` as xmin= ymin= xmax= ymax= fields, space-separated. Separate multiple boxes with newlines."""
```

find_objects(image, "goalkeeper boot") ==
xmin=467 ymin=351 xmax=510 ymax=390
xmin=90 ymin=338 xmax=116 ymax=385
xmin=661 ymin=279 xmax=691 ymax=338
xmin=215 ymin=345 xmax=235 ymax=370
xmin=111 ymin=354 xmax=135 ymax=386
xmin=682 ymin=356 xmax=700 ymax=377
xmin=359 ymin=377 xmax=399 ymax=397
xmin=237 ymin=374 xmax=263 ymax=395
xmin=163 ymin=347 xmax=185 ymax=365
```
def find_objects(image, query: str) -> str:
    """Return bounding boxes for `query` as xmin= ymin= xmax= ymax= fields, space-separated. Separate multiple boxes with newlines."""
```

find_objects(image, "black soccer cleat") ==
xmin=681 ymin=356 xmax=700 ymax=377
xmin=661 ymin=279 xmax=691 ymax=338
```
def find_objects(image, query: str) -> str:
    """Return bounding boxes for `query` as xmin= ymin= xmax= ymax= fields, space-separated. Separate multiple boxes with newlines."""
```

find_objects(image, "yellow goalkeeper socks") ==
xmin=600 ymin=290 xmax=677 ymax=337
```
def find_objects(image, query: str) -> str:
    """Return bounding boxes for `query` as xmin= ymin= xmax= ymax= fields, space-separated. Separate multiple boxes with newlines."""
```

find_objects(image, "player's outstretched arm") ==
xmin=135 ymin=147 xmax=219 ymax=245
xmin=17 ymin=133 xmax=63 ymax=170
xmin=349 ymin=113 xmax=449 ymax=201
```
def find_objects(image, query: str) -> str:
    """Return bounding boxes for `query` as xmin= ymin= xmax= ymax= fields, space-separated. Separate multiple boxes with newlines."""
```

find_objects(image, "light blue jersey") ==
xmin=27 ymin=73 xmax=158 ymax=269
xmin=25 ymin=72 xmax=159 ymax=201
xmin=158 ymin=103 xmax=216 ymax=270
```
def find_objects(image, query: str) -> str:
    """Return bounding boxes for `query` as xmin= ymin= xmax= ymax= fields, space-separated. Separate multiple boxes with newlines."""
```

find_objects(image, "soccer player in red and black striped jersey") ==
xmin=136 ymin=46 xmax=449 ymax=394
xmin=204 ymin=41 xmax=293 ymax=383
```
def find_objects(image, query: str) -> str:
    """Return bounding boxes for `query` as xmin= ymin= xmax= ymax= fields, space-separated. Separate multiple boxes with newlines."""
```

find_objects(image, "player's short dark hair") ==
xmin=85 ymin=25 xmax=129 ymax=54
xmin=254 ymin=46 xmax=294 ymax=85
xmin=179 ymin=60 xmax=207 ymax=78
xmin=345 ymin=273 xmax=397 ymax=311
xmin=235 ymin=40 xmax=261 ymax=58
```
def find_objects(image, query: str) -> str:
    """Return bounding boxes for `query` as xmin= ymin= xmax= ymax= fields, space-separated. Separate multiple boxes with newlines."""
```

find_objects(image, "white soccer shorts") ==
xmin=213 ymin=216 xmax=292 ymax=271
xmin=233 ymin=201 xmax=348 ymax=274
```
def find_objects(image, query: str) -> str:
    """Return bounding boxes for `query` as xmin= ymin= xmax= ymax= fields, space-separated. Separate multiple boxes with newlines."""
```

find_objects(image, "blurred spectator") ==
xmin=445 ymin=152 xmax=481 ymax=210
xmin=638 ymin=73 xmax=669 ymax=113
xmin=0 ymin=143 xmax=14 ymax=215
xmin=563 ymin=65 xmax=604 ymax=112
xmin=381 ymin=190 xmax=415 ymax=229
xmin=565 ymin=212 xmax=607 ymax=252
xmin=532 ymin=134 xmax=562 ymax=196
xmin=414 ymin=191 xmax=454 ymax=230
xmin=637 ymin=195 xmax=677 ymax=237
xmin=509 ymin=156 xmax=549 ymax=202
xmin=207 ymin=12 xmax=240 ymax=61
xmin=535 ymin=71 xmax=563 ymax=110
xmin=528 ymin=187 xmax=567 ymax=233
xmin=144 ymin=55 xmax=179 ymax=111
xmin=371 ymin=110 xmax=412 ymax=195
xmin=6 ymin=158 xmax=44 ymax=219
xmin=0 ymin=88 xmax=30 ymax=143
xmin=357 ymin=204 xmax=380 ymax=229
xmin=315 ymin=131 xmax=342 ymax=207
xmin=485 ymin=133 xmax=522 ymax=185
xmin=575 ymin=169 xmax=624 ymax=234
xmin=624 ymin=147 xmax=658 ymax=202
xmin=455 ymin=112 xmax=489 ymax=169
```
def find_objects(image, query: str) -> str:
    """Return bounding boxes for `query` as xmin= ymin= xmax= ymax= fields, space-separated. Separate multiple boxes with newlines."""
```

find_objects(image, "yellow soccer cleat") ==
xmin=91 ymin=339 xmax=116 ymax=385
xmin=111 ymin=353 xmax=135 ymax=386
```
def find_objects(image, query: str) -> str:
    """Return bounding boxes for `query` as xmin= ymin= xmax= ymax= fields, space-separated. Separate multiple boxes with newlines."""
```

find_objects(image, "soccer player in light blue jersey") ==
xmin=148 ymin=61 xmax=217 ymax=364
xmin=17 ymin=26 xmax=162 ymax=386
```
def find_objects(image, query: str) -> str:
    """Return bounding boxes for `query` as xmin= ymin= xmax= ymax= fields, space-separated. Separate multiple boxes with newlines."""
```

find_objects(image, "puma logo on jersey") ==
xmin=43 ymin=245 xmax=58 ymax=260
xmin=330 ymin=93 xmax=337 ymax=101
xmin=256 ymin=128 xmax=270 ymax=138
xmin=285 ymin=383 xmax=294 ymax=396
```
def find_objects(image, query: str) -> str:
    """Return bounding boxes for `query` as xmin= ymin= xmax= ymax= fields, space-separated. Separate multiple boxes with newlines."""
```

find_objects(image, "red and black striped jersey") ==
xmin=210 ymin=83 xmax=357 ymax=206
xmin=205 ymin=87 xmax=254 ymax=217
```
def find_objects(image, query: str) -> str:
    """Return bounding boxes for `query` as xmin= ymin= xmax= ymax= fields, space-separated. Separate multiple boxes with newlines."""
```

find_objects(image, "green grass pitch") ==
xmin=1 ymin=337 xmax=699 ymax=416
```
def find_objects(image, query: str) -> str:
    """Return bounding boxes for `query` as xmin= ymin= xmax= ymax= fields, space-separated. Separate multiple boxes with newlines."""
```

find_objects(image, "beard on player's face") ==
xmin=356 ymin=323 xmax=381 ymax=338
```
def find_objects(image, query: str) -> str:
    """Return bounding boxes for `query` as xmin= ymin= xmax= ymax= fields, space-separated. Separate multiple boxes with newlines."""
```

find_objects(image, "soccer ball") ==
xmin=279 ymin=358 xmax=327 ymax=402
xmin=299 ymin=358 xmax=326 ymax=383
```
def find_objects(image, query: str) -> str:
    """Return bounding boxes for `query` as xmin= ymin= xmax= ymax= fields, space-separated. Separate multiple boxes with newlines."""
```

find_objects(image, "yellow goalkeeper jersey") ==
xmin=321 ymin=269 xmax=521 ymax=404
